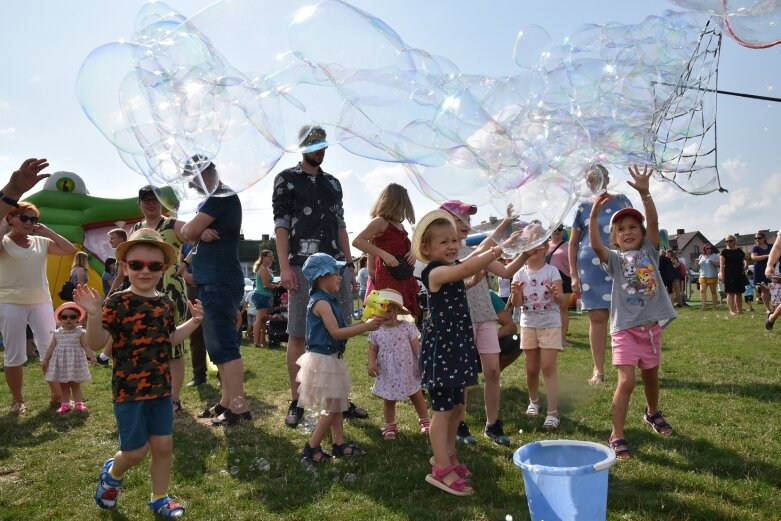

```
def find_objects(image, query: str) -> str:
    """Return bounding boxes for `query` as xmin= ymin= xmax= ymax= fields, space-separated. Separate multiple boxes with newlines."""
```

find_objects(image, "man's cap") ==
xmin=302 ymin=253 xmax=346 ymax=295
xmin=138 ymin=185 xmax=156 ymax=201
xmin=115 ymin=228 xmax=177 ymax=265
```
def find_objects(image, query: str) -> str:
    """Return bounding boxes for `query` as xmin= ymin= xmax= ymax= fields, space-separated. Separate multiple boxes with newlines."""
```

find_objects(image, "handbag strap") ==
xmin=544 ymin=241 xmax=564 ymax=264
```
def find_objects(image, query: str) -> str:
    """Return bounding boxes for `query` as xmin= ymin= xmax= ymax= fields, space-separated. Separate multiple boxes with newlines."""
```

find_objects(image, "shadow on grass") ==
xmin=0 ymin=407 xmax=88 ymax=461
xmin=660 ymin=377 xmax=781 ymax=402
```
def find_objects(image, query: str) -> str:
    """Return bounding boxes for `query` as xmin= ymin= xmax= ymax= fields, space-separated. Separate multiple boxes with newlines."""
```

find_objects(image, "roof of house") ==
xmin=714 ymin=229 xmax=777 ymax=249
xmin=667 ymin=230 xmax=713 ymax=250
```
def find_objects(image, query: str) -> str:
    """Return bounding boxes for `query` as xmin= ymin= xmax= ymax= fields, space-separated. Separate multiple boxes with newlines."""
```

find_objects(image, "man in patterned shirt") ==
xmin=76 ymin=228 xmax=203 ymax=518
xmin=272 ymin=125 xmax=367 ymax=428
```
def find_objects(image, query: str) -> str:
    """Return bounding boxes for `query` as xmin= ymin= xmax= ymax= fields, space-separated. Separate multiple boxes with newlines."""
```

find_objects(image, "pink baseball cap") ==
xmin=610 ymin=207 xmax=644 ymax=226
xmin=439 ymin=200 xmax=477 ymax=217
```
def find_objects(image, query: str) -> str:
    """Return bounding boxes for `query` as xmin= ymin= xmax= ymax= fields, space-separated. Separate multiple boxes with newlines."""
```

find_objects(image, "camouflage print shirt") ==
xmin=103 ymin=291 xmax=176 ymax=403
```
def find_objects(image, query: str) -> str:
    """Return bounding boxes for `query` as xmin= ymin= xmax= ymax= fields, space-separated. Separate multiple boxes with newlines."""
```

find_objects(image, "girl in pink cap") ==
xmin=42 ymin=302 xmax=96 ymax=413
xmin=589 ymin=165 xmax=676 ymax=460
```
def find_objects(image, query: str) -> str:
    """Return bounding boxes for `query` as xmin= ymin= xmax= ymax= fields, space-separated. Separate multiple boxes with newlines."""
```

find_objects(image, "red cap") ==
xmin=610 ymin=207 xmax=644 ymax=226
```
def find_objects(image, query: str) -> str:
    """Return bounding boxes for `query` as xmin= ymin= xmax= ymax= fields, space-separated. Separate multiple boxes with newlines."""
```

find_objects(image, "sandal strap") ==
xmin=431 ymin=464 xmax=468 ymax=488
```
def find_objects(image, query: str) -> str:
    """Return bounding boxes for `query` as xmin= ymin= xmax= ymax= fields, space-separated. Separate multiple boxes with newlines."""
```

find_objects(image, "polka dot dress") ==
xmin=419 ymin=261 xmax=479 ymax=394
xmin=571 ymin=194 xmax=633 ymax=310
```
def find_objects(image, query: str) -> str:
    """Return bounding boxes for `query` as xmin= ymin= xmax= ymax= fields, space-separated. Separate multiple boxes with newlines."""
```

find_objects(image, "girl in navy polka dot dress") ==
xmin=411 ymin=209 xmax=513 ymax=496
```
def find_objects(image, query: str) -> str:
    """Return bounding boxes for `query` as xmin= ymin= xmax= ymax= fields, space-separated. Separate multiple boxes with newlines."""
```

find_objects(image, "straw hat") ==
xmin=375 ymin=289 xmax=410 ymax=315
xmin=411 ymin=209 xmax=456 ymax=262
xmin=114 ymin=228 xmax=177 ymax=265
xmin=54 ymin=302 xmax=86 ymax=324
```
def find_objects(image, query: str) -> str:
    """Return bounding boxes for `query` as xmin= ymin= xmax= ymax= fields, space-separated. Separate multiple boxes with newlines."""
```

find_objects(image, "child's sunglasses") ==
xmin=59 ymin=313 xmax=79 ymax=320
xmin=126 ymin=260 xmax=166 ymax=272
xmin=17 ymin=215 xmax=39 ymax=224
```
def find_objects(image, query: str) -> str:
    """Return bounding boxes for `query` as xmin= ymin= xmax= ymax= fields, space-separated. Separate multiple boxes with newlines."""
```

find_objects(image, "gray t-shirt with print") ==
xmin=458 ymin=245 xmax=497 ymax=323
xmin=604 ymin=238 xmax=676 ymax=333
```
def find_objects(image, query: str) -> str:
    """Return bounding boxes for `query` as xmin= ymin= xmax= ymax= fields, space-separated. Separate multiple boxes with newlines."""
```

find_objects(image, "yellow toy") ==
xmin=361 ymin=290 xmax=390 ymax=321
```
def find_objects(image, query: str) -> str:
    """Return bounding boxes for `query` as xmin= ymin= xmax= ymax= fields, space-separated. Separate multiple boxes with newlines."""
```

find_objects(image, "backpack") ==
xmin=57 ymin=268 xmax=78 ymax=301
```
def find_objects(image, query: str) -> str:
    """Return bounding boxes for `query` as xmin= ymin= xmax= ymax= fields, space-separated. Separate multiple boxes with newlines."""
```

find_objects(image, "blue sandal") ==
xmin=148 ymin=496 xmax=185 ymax=518
xmin=331 ymin=442 xmax=365 ymax=458
xmin=95 ymin=458 xmax=122 ymax=510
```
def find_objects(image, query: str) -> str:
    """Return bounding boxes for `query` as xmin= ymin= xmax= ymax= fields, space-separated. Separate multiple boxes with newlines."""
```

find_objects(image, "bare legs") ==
xmin=726 ymin=292 xmax=743 ymax=315
xmin=253 ymin=309 xmax=268 ymax=347
xmin=217 ymin=358 xmax=249 ymax=414
xmin=286 ymin=335 xmax=305 ymax=400
xmin=525 ymin=349 xmax=560 ymax=413
xmin=588 ymin=309 xmax=609 ymax=382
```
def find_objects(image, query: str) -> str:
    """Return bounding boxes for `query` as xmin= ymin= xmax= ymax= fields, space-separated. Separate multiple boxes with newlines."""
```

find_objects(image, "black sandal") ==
xmin=608 ymin=438 xmax=632 ymax=460
xmin=172 ymin=400 xmax=182 ymax=413
xmin=211 ymin=410 xmax=252 ymax=427
xmin=197 ymin=403 xmax=228 ymax=419
xmin=643 ymin=409 xmax=673 ymax=436
xmin=301 ymin=443 xmax=332 ymax=463
xmin=331 ymin=442 xmax=365 ymax=458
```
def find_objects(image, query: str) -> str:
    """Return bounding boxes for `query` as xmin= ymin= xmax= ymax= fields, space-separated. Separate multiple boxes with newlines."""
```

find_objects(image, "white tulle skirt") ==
xmin=296 ymin=352 xmax=351 ymax=414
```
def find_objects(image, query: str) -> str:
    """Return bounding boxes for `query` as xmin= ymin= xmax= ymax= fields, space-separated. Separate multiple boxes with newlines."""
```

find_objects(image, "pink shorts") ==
xmin=611 ymin=323 xmax=662 ymax=369
xmin=473 ymin=321 xmax=501 ymax=355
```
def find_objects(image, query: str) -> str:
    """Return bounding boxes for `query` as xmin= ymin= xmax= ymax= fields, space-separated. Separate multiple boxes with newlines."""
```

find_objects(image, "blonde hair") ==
xmin=253 ymin=249 xmax=274 ymax=272
xmin=418 ymin=218 xmax=455 ymax=262
xmin=370 ymin=183 xmax=415 ymax=224
xmin=71 ymin=251 xmax=89 ymax=269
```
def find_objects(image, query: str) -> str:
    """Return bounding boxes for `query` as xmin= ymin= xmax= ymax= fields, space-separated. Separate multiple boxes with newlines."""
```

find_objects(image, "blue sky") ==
xmin=1 ymin=1 xmax=778 ymax=252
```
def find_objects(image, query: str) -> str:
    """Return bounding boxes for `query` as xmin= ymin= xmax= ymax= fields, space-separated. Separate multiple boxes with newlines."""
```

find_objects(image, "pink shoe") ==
xmin=74 ymin=402 xmax=88 ymax=412
xmin=56 ymin=403 xmax=72 ymax=414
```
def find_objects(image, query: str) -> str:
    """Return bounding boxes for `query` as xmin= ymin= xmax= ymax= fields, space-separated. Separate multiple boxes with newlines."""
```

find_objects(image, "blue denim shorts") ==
xmin=199 ymin=284 xmax=244 ymax=365
xmin=251 ymin=292 xmax=272 ymax=311
xmin=113 ymin=396 xmax=173 ymax=451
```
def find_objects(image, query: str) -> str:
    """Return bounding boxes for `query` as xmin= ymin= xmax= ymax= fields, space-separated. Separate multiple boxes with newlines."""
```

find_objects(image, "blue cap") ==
xmin=302 ymin=253 xmax=346 ymax=294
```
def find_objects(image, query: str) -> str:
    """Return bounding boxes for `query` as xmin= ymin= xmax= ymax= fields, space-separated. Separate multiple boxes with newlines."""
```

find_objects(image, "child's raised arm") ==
xmin=171 ymin=299 xmax=204 ymax=346
xmin=588 ymin=194 xmax=611 ymax=263
xmin=627 ymin=164 xmax=659 ymax=248
xmin=73 ymin=285 xmax=109 ymax=348
xmin=313 ymin=300 xmax=380 ymax=341
xmin=428 ymin=243 xmax=503 ymax=292
xmin=352 ymin=217 xmax=399 ymax=267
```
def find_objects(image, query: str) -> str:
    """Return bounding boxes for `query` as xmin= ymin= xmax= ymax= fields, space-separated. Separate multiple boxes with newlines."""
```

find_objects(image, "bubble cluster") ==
xmin=78 ymin=0 xmax=751 ymax=243
xmin=670 ymin=0 xmax=781 ymax=49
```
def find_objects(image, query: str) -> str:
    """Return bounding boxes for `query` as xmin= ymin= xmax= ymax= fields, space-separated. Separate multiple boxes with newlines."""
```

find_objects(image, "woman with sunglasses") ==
xmin=696 ymin=244 xmax=720 ymax=310
xmin=751 ymin=232 xmax=773 ymax=315
xmin=720 ymin=235 xmax=747 ymax=315
xmin=128 ymin=186 xmax=188 ymax=412
xmin=0 ymin=202 xmax=75 ymax=413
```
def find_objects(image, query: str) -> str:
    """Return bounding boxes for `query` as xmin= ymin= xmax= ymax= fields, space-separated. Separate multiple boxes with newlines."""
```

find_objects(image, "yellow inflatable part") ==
xmin=206 ymin=352 xmax=219 ymax=376
xmin=48 ymin=253 xmax=103 ymax=306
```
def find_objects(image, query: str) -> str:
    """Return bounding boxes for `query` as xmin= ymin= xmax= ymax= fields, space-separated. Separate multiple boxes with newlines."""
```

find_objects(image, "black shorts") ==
xmin=499 ymin=333 xmax=521 ymax=357
xmin=559 ymin=271 xmax=572 ymax=294
xmin=428 ymin=387 xmax=465 ymax=412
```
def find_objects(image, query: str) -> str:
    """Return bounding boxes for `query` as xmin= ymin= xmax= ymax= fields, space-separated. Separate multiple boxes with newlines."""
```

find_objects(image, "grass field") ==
xmin=1 ymin=295 xmax=780 ymax=520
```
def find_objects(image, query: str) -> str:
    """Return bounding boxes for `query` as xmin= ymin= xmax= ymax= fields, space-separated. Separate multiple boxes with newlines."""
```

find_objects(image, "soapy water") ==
xmin=77 ymin=0 xmax=778 ymax=239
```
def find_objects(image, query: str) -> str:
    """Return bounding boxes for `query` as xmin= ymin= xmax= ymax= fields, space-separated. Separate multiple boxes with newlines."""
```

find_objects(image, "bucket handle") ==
xmin=534 ymin=439 xmax=616 ymax=471
xmin=593 ymin=457 xmax=616 ymax=472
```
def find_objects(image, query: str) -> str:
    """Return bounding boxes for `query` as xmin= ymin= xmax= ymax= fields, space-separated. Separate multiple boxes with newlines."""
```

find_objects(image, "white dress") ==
xmin=45 ymin=327 xmax=91 ymax=383
xmin=368 ymin=321 xmax=421 ymax=400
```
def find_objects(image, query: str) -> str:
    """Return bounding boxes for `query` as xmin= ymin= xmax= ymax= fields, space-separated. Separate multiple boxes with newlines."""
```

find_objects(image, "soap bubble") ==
xmin=78 ymin=0 xmax=748 ymax=216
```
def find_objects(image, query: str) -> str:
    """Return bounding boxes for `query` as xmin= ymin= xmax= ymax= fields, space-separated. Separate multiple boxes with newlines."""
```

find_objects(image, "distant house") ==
xmin=667 ymin=229 xmax=713 ymax=270
xmin=714 ymin=229 xmax=778 ymax=264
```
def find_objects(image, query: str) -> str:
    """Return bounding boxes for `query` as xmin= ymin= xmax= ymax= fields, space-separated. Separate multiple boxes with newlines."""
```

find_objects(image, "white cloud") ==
xmin=0 ymin=127 xmax=16 ymax=137
xmin=0 ymin=100 xmax=9 ymax=111
xmin=719 ymin=157 xmax=747 ymax=183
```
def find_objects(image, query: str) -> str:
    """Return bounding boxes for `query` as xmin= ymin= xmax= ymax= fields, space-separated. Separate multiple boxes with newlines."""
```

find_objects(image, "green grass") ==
xmin=1 ymin=294 xmax=780 ymax=520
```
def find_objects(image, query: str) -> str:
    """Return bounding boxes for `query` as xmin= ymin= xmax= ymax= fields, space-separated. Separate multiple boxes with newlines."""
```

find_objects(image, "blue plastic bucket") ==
xmin=513 ymin=440 xmax=616 ymax=521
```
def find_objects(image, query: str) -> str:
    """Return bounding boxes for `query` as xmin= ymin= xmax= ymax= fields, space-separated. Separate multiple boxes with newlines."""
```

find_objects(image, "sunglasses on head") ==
xmin=59 ymin=314 xmax=79 ymax=320
xmin=126 ymin=260 xmax=166 ymax=272
xmin=17 ymin=215 xmax=39 ymax=224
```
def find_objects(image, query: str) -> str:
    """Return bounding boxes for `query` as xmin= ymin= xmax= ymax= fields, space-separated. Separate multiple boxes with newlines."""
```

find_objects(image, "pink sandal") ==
xmin=425 ymin=464 xmax=474 ymax=496
xmin=381 ymin=423 xmax=397 ymax=440
xmin=429 ymin=453 xmax=470 ymax=478
xmin=418 ymin=417 xmax=431 ymax=434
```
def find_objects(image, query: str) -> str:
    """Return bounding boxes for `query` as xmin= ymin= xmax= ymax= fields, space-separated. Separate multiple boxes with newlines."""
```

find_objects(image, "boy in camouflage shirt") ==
xmin=75 ymin=228 xmax=203 ymax=518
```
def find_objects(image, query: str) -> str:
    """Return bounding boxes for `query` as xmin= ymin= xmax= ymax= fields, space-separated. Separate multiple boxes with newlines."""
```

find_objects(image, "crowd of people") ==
xmin=1 ymin=146 xmax=779 ymax=512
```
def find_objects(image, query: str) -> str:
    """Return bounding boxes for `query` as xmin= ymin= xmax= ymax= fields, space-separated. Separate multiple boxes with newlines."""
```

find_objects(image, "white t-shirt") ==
xmin=0 ymin=235 xmax=53 ymax=304
xmin=512 ymin=264 xmax=562 ymax=328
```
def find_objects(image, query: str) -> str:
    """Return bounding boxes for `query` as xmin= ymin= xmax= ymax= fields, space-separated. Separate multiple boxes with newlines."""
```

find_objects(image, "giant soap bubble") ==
xmin=77 ymin=0 xmax=771 ymax=245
